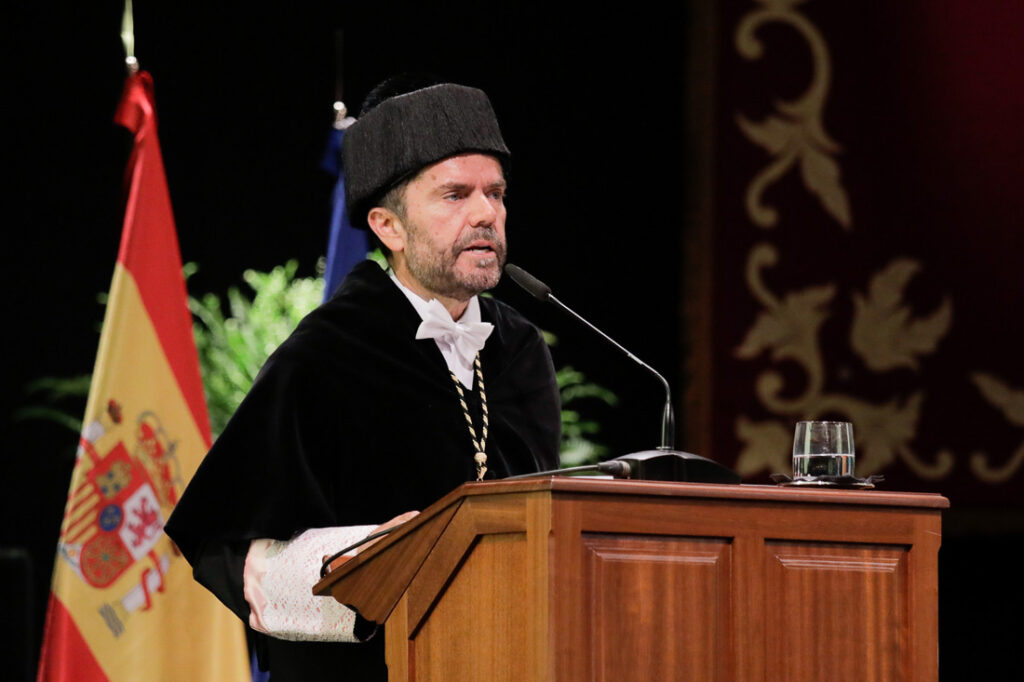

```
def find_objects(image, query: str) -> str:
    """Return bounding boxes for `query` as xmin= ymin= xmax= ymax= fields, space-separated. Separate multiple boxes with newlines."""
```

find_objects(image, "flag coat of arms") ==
xmin=37 ymin=70 xmax=249 ymax=682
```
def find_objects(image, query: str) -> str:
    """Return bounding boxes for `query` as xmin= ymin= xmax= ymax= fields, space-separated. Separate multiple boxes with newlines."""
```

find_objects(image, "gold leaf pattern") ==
xmin=729 ymin=1 xmax=976 ymax=483
xmin=851 ymin=259 xmax=953 ymax=371
xmin=736 ymin=114 xmax=794 ymax=156
xmin=799 ymin=143 xmax=852 ymax=228
xmin=735 ymin=0 xmax=852 ymax=229
xmin=736 ymin=284 xmax=836 ymax=364
xmin=733 ymin=246 xmax=954 ymax=480
xmin=969 ymin=373 xmax=1024 ymax=483
xmin=736 ymin=244 xmax=829 ymax=412
xmin=735 ymin=416 xmax=791 ymax=477
xmin=829 ymin=393 xmax=924 ymax=475
xmin=972 ymin=373 xmax=1024 ymax=427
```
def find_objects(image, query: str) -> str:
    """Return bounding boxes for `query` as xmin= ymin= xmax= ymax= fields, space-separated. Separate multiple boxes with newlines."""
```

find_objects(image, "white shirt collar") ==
xmin=389 ymin=271 xmax=483 ymax=325
xmin=388 ymin=272 xmax=490 ymax=387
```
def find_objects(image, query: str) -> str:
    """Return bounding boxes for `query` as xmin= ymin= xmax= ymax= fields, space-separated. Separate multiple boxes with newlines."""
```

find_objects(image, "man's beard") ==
xmin=404 ymin=223 xmax=507 ymax=301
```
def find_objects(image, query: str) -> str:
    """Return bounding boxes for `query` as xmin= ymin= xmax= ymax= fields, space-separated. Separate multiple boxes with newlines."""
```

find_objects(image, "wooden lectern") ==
xmin=314 ymin=478 xmax=947 ymax=681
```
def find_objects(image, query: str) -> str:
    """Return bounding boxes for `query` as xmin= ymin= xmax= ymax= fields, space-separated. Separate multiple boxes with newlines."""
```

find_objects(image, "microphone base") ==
xmin=612 ymin=449 xmax=741 ymax=484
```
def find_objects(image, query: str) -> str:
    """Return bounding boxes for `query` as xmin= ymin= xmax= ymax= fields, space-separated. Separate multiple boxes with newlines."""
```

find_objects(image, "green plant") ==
xmin=551 ymin=355 xmax=618 ymax=466
xmin=187 ymin=260 xmax=324 ymax=438
xmin=556 ymin=366 xmax=618 ymax=465
xmin=12 ymin=375 xmax=92 ymax=433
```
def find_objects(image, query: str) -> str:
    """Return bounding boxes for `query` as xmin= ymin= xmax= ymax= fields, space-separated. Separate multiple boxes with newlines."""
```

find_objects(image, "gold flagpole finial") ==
xmin=121 ymin=0 xmax=138 ymax=73
xmin=333 ymin=101 xmax=356 ymax=130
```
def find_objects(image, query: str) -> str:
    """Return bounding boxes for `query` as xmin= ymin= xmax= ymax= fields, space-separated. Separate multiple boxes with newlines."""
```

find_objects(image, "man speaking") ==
xmin=166 ymin=78 xmax=562 ymax=680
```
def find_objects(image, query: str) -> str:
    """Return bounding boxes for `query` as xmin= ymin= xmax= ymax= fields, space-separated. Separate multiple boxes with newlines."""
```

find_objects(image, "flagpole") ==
xmin=321 ymin=28 xmax=364 ymax=301
xmin=121 ymin=0 xmax=138 ymax=74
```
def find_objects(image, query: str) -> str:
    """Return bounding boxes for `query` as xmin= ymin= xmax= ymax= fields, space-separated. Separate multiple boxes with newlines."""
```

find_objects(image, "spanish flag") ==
xmin=36 ymin=70 xmax=249 ymax=682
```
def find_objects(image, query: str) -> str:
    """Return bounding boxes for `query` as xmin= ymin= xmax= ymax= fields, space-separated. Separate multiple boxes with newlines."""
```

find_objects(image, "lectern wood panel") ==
xmin=765 ymin=542 xmax=909 ymax=682
xmin=409 ymin=533 xmax=529 ymax=682
xmin=581 ymin=534 xmax=733 ymax=682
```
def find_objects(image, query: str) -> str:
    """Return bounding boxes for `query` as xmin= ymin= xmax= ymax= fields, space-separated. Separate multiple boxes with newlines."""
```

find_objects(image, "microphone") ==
xmin=504 ymin=263 xmax=739 ymax=484
xmin=503 ymin=264 xmax=551 ymax=301
xmin=505 ymin=263 xmax=676 ymax=448
xmin=503 ymin=459 xmax=633 ymax=481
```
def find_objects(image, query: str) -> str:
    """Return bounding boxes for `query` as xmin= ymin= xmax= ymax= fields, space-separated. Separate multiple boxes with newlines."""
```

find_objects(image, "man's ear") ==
xmin=367 ymin=207 xmax=407 ymax=254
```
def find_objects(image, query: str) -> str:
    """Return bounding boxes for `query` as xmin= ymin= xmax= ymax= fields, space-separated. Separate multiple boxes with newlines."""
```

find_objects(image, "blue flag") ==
xmin=321 ymin=127 xmax=369 ymax=302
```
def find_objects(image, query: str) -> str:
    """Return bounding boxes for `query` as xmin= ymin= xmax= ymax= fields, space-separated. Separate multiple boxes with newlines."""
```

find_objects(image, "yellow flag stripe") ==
xmin=50 ymin=264 xmax=248 ymax=681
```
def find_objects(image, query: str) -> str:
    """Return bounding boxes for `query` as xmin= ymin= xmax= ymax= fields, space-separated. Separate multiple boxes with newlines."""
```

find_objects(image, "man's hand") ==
xmin=356 ymin=510 xmax=420 ymax=554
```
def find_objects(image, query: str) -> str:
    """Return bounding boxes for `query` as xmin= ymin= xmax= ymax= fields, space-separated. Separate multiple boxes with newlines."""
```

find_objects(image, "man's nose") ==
xmin=468 ymin=191 xmax=498 ymax=226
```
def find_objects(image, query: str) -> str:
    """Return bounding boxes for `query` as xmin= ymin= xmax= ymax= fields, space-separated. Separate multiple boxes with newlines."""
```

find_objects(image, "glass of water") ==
xmin=792 ymin=421 xmax=855 ymax=479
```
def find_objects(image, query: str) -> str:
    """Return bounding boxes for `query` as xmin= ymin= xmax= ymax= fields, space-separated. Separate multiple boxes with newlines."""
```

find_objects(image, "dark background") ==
xmin=2 ymin=2 xmax=1016 ymax=680
xmin=3 ymin=3 xmax=689 ymax=679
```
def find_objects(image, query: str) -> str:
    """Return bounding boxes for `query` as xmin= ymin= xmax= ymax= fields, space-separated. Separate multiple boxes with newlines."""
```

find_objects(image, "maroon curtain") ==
xmin=689 ymin=0 xmax=1024 ymax=504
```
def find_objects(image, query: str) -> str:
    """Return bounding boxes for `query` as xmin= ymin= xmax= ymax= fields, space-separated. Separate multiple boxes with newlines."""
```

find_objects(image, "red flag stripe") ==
xmin=113 ymin=72 xmax=212 ymax=448
xmin=36 ymin=597 xmax=109 ymax=682
xmin=66 ymin=519 xmax=98 ymax=545
xmin=66 ymin=489 xmax=99 ymax=515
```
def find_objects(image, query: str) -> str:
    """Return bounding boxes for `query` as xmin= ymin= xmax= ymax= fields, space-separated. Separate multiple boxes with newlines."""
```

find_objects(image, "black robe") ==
xmin=165 ymin=261 xmax=561 ymax=680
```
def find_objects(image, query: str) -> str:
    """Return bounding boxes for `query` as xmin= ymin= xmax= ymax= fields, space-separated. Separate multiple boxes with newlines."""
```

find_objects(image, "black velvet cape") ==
xmin=165 ymin=261 xmax=561 ymax=680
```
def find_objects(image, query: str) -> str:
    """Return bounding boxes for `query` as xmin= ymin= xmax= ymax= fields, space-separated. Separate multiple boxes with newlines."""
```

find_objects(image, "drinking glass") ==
xmin=792 ymin=421 xmax=855 ymax=479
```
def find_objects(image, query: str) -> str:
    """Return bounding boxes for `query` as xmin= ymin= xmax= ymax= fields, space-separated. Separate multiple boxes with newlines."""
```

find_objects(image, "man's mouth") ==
xmin=460 ymin=240 xmax=496 ymax=255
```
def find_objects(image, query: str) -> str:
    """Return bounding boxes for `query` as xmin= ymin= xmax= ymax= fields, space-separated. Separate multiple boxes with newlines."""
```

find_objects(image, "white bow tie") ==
xmin=415 ymin=299 xmax=494 ymax=368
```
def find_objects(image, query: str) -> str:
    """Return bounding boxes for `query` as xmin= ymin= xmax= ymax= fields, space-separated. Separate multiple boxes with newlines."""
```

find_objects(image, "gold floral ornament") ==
xmin=735 ymin=244 xmax=835 ymax=410
xmin=733 ymin=245 xmax=954 ymax=478
xmin=735 ymin=0 xmax=852 ymax=229
xmin=851 ymin=259 xmax=953 ymax=372
xmin=970 ymin=373 xmax=1024 ymax=483
xmin=735 ymin=416 xmax=791 ymax=477
xmin=833 ymin=393 xmax=953 ymax=479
